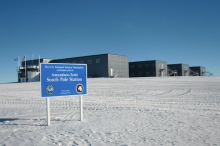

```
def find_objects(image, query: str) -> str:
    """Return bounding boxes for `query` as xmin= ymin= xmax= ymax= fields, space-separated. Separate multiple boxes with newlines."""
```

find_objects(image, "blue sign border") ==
xmin=41 ymin=63 xmax=87 ymax=97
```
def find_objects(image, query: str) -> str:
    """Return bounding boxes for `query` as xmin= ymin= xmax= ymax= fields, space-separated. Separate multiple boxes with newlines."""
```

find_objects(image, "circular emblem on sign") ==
xmin=76 ymin=84 xmax=84 ymax=94
xmin=46 ymin=85 xmax=55 ymax=95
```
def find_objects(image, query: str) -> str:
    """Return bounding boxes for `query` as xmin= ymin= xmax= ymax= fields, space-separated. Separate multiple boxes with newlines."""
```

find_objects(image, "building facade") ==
xmin=129 ymin=60 xmax=167 ymax=77
xmin=18 ymin=54 xmax=129 ymax=82
xmin=189 ymin=66 xmax=206 ymax=76
xmin=50 ymin=54 xmax=129 ymax=78
xmin=167 ymin=64 xmax=190 ymax=76
xmin=17 ymin=53 xmax=208 ymax=82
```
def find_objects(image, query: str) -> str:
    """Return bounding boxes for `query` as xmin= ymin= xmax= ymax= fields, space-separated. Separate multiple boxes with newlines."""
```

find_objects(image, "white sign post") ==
xmin=46 ymin=98 xmax=51 ymax=126
xmin=80 ymin=95 xmax=83 ymax=121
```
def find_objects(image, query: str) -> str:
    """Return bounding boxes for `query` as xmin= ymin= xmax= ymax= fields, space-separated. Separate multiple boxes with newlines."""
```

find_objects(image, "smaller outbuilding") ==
xmin=189 ymin=66 xmax=206 ymax=76
xmin=167 ymin=64 xmax=190 ymax=76
xmin=129 ymin=60 xmax=167 ymax=77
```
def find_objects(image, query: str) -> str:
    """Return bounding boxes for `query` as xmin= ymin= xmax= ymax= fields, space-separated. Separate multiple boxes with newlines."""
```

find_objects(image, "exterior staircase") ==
xmin=189 ymin=70 xmax=199 ymax=76
xmin=167 ymin=68 xmax=177 ymax=76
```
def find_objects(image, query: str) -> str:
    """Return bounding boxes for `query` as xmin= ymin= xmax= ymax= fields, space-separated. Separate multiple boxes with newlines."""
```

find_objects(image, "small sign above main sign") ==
xmin=41 ymin=63 xmax=87 ymax=97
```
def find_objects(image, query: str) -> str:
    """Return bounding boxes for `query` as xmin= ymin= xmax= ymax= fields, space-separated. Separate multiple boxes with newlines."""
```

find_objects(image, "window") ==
xmin=145 ymin=72 xmax=150 ymax=76
xmin=138 ymin=72 xmax=142 ymax=76
xmin=96 ymin=59 xmax=100 ymax=63
xmin=131 ymin=73 xmax=135 ymax=76
xmin=138 ymin=64 xmax=142 ymax=68
xmin=87 ymin=60 xmax=92 ymax=64
xmin=145 ymin=64 xmax=149 ymax=67
xmin=131 ymin=65 xmax=135 ymax=68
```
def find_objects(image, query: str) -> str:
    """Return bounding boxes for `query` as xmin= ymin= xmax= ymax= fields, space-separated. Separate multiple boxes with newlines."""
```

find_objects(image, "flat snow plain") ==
xmin=0 ymin=77 xmax=219 ymax=146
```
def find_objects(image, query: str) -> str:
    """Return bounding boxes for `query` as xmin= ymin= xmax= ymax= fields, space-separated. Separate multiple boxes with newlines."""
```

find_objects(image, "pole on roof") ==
xmin=17 ymin=56 xmax=19 ymax=72
xmin=38 ymin=54 xmax=40 ymax=72
xmin=25 ymin=55 xmax=26 ymax=79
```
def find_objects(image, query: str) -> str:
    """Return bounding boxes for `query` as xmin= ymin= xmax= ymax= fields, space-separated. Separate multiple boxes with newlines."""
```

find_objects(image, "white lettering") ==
xmin=52 ymin=73 xmax=69 ymax=77
xmin=70 ymin=73 xmax=78 ymax=76
xmin=65 ymin=66 xmax=72 ymax=69
xmin=60 ymin=77 xmax=68 ymax=81
xmin=69 ymin=77 xmax=82 ymax=81
xmin=47 ymin=77 xmax=59 ymax=82
xmin=55 ymin=66 xmax=64 ymax=69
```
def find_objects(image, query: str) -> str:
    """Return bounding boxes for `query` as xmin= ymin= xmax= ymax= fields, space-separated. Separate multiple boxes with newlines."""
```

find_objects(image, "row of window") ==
xmin=130 ymin=63 xmax=165 ymax=68
xmin=170 ymin=66 xmax=189 ymax=70
xmin=71 ymin=59 xmax=101 ymax=64
xmin=130 ymin=72 xmax=156 ymax=76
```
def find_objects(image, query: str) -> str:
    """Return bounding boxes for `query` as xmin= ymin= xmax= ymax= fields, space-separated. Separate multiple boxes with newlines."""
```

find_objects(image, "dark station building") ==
xmin=17 ymin=53 xmax=208 ymax=82
xmin=48 ymin=54 xmax=129 ymax=78
xmin=18 ymin=54 xmax=129 ymax=82
xmin=189 ymin=66 xmax=206 ymax=76
xmin=167 ymin=64 xmax=190 ymax=76
xmin=129 ymin=60 xmax=167 ymax=77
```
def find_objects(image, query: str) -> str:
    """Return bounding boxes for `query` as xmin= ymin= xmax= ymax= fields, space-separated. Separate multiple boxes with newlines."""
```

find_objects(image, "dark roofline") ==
xmin=52 ymin=53 xmax=127 ymax=61
xmin=168 ymin=63 xmax=189 ymax=66
xmin=190 ymin=66 xmax=205 ymax=68
xmin=129 ymin=60 xmax=166 ymax=63
xmin=25 ymin=58 xmax=53 ymax=62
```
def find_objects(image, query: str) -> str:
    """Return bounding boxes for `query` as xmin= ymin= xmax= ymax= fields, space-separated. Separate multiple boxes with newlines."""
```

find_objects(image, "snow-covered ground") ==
xmin=0 ymin=77 xmax=219 ymax=146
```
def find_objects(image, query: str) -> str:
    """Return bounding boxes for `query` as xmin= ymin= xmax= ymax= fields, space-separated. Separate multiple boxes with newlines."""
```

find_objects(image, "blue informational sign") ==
xmin=41 ymin=63 xmax=87 ymax=97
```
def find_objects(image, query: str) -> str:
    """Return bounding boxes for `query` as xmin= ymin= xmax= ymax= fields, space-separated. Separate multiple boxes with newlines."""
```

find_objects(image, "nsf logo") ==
xmin=46 ymin=85 xmax=55 ymax=95
xmin=76 ymin=84 xmax=84 ymax=94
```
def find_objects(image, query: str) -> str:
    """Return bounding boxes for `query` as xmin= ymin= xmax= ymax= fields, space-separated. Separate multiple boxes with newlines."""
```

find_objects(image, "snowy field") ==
xmin=0 ymin=77 xmax=219 ymax=146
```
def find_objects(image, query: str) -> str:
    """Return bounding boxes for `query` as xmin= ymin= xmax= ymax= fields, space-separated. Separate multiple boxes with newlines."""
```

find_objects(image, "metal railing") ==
xmin=167 ymin=68 xmax=177 ymax=76
xmin=206 ymin=71 xmax=214 ymax=76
